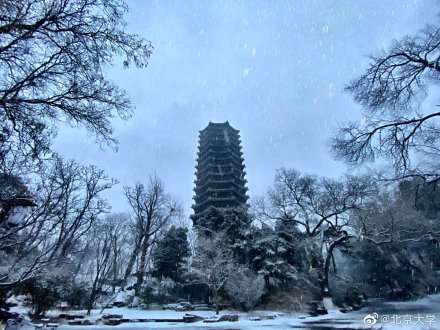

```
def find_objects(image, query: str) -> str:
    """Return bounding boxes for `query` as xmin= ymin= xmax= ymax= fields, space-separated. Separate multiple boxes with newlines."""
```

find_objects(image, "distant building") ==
xmin=191 ymin=121 xmax=248 ymax=232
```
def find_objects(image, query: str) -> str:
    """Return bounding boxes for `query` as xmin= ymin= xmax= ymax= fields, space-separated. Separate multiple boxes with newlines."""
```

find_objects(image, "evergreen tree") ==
xmin=242 ymin=223 xmax=303 ymax=287
xmin=344 ymin=178 xmax=440 ymax=299
xmin=152 ymin=226 xmax=190 ymax=283
xmin=194 ymin=206 xmax=251 ymax=239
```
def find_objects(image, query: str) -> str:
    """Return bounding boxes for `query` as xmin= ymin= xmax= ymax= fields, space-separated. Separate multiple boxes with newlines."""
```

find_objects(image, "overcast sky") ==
xmin=53 ymin=0 xmax=439 ymax=219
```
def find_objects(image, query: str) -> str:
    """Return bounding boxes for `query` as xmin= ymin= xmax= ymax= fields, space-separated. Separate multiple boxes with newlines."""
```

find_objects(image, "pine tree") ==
xmin=152 ymin=226 xmax=190 ymax=283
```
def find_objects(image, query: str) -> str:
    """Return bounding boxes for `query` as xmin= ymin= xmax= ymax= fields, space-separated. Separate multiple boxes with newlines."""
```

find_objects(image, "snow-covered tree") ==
xmin=239 ymin=223 xmax=302 ymax=287
xmin=84 ymin=217 xmax=119 ymax=314
xmin=151 ymin=226 xmax=190 ymax=283
xmin=0 ymin=156 xmax=115 ymax=290
xmin=225 ymin=266 xmax=265 ymax=311
xmin=326 ymin=176 xmax=440 ymax=302
xmin=123 ymin=175 xmax=182 ymax=296
xmin=194 ymin=206 xmax=251 ymax=239
xmin=0 ymin=0 xmax=152 ymax=172
xmin=254 ymin=168 xmax=374 ymax=296
xmin=190 ymin=232 xmax=236 ymax=314
xmin=19 ymin=271 xmax=75 ymax=317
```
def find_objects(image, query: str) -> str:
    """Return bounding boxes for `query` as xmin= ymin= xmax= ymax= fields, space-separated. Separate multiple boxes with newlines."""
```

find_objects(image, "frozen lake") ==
xmin=56 ymin=294 xmax=440 ymax=330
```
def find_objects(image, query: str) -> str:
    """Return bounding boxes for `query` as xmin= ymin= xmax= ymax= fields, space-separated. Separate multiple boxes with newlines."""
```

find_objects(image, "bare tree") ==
xmin=331 ymin=23 xmax=440 ymax=182
xmin=254 ymin=168 xmax=374 ymax=295
xmin=109 ymin=213 xmax=132 ymax=292
xmin=191 ymin=232 xmax=236 ymax=314
xmin=84 ymin=218 xmax=115 ymax=314
xmin=0 ymin=0 xmax=152 ymax=170
xmin=123 ymin=175 xmax=182 ymax=296
xmin=0 ymin=155 xmax=115 ymax=289
xmin=94 ymin=213 xmax=132 ymax=293
xmin=354 ymin=188 xmax=440 ymax=246
xmin=225 ymin=266 xmax=265 ymax=311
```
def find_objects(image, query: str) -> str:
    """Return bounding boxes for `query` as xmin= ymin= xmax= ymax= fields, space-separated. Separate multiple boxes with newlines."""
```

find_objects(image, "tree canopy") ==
xmin=0 ymin=0 xmax=153 ymax=170
xmin=332 ymin=23 xmax=440 ymax=182
xmin=152 ymin=226 xmax=190 ymax=283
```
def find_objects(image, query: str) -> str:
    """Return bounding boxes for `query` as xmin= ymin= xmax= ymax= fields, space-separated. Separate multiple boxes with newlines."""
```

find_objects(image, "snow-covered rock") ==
xmin=5 ymin=316 xmax=34 ymax=330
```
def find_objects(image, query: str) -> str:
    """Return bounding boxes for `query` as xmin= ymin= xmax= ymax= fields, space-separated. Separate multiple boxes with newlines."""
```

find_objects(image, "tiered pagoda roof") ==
xmin=191 ymin=121 xmax=248 ymax=228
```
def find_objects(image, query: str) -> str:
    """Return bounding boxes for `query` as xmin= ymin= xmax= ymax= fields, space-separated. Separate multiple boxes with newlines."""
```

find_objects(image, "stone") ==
xmin=183 ymin=314 xmax=204 ymax=323
xmin=219 ymin=314 xmax=239 ymax=322
xmin=101 ymin=314 xmax=123 ymax=319
xmin=262 ymin=315 xmax=276 ymax=320
xmin=102 ymin=318 xmax=123 ymax=326
xmin=203 ymin=318 xmax=220 ymax=323
xmin=5 ymin=316 xmax=34 ymax=330
xmin=59 ymin=314 xmax=84 ymax=320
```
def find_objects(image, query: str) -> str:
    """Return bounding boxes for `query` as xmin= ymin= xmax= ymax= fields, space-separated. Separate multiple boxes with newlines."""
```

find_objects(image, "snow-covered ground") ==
xmin=10 ymin=294 xmax=440 ymax=329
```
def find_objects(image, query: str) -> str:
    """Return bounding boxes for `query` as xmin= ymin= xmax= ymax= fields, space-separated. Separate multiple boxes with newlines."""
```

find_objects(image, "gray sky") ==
xmin=53 ymin=0 xmax=439 ymax=219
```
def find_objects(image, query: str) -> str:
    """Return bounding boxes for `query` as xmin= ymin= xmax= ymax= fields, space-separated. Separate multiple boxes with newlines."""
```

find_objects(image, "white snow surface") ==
xmin=9 ymin=294 xmax=440 ymax=329
xmin=57 ymin=308 xmax=300 ymax=329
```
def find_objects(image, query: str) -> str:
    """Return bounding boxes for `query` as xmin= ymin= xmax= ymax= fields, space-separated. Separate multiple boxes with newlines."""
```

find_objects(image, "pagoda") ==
xmin=191 ymin=122 xmax=248 ymax=231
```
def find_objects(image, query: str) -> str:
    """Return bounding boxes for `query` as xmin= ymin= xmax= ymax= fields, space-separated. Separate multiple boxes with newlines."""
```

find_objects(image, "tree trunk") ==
xmin=323 ymin=253 xmax=332 ymax=296
xmin=322 ymin=234 xmax=350 ymax=296
xmin=134 ymin=235 xmax=150 ymax=296
xmin=212 ymin=289 xmax=220 ymax=315
xmin=123 ymin=236 xmax=143 ymax=283
xmin=87 ymin=264 xmax=102 ymax=315
xmin=112 ymin=234 xmax=117 ymax=293
xmin=87 ymin=287 xmax=97 ymax=315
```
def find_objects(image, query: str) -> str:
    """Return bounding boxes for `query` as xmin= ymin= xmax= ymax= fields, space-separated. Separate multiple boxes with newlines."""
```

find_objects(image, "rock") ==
xmin=203 ymin=318 xmax=220 ymax=323
xmin=102 ymin=314 xmax=123 ymax=319
xmin=59 ymin=314 xmax=84 ymax=320
xmin=219 ymin=314 xmax=239 ymax=322
xmin=316 ymin=307 xmax=328 ymax=315
xmin=183 ymin=314 xmax=204 ymax=323
xmin=5 ymin=315 xmax=34 ymax=330
xmin=67 ymin=319 xmax=93 ymax=326
xmin=67 ymin=320 xmax=83 ymax=326
xmin=340 ymin=305 xmax=353 ymax=313
xmin=81 ymin=319 xmax=93 ymax=326
xmin=135 ymin=319 xmax=154 ymax=322
xmin=262 ymin=315 xmax=276 ymax=320
xmin=102 ymin=318 xmax=123 ymax=326
xmin=1 ymin=310 xmax=19 ymax=323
